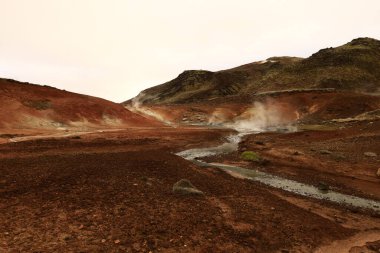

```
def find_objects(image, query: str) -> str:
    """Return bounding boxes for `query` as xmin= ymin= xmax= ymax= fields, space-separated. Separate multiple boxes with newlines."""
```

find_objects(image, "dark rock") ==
xmin=317 ymin=182 xmax=329 ymax=192
xmin=172 ymin=179 xmax=204 ymax=196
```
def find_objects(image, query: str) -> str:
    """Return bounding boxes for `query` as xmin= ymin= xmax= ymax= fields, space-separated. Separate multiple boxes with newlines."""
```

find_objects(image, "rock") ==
xmin=255 ymin=141 xmax=265 ymax=146
xmin=333 ymin=153 xmax=346 ymax=159
xmin=133 ymin=242 xmax=141 ymax=251
xmin=319 ymin=150 xmax=332 ymax=155
xmin=364 ymin=152 xmax=377 ymax=157
xmin=366 ymin=240 xmax=380 ymax=251
xmin=172 ymin=179 xmax=204 ymax=196
xmin=377 ymin=168 xmax=380 ymax=178
xmin=114 ymin=239 xmax=120 ymax=244
xmin=59 ymin=233 xmax=72 ymax=241
xmin=317 ymin=182 xmax=329 ymax=192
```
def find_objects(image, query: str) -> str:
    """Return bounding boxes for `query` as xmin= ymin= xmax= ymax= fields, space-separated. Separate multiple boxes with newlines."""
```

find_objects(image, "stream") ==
xmin=176 ymin=132 xmax=380 ymax=213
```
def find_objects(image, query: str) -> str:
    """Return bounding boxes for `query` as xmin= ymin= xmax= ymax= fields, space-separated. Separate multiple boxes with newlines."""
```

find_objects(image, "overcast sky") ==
xmin=1 ymin=0 xmax=379 ymax=102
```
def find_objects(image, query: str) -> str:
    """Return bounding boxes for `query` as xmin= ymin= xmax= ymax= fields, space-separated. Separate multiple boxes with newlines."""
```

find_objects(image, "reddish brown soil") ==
xmin=0 ymin=78 xmax=160 ymax=129
xmin=236 ymin=120 xmax=380 ymax=201
xmin=1 ymin=127 xmax=379 ymax=252
xmin=140 ymin=91 xmax=380 ymax=126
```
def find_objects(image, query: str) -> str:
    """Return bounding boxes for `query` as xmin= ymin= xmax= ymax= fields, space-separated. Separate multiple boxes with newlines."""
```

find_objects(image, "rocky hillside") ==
xmin=127 ymin=37 xmax=380 ymax=105
xmin=0 ymin=78 xmax=160 ymax=129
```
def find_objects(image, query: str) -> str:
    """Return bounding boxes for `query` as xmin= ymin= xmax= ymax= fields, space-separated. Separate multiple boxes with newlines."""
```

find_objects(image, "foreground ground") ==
xmin=0 ymin=126 xmax=379 ymax=252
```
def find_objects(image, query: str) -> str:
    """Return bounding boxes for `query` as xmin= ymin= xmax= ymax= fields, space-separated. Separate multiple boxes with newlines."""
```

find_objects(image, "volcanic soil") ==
xmin=0 ymin=125 xmax=379 ymax=252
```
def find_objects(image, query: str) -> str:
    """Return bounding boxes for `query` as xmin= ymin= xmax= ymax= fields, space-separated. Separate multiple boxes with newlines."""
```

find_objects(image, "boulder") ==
xmin=172 ymin=179 xmax=204 ymax=196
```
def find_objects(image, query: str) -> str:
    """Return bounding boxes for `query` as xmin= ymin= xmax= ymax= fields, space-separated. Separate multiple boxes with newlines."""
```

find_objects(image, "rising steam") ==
xmin=210 ymin=101 xmax=298 ymax=132
xmin=126 ymin=92 xmax=173 ymax=126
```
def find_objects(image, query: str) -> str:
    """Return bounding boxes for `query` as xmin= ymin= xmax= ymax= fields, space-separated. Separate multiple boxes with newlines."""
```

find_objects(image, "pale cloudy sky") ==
xmin=0 ymin=0 xmax=379 ymax=102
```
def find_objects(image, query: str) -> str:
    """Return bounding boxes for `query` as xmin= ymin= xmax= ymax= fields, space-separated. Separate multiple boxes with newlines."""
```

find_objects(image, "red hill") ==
xmin=0 ymin=78 xmax=161 ymax=129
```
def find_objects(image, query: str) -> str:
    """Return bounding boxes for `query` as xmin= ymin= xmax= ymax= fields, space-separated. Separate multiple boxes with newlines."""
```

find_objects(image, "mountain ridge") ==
xmin=127 ymin=37 xmax=380 ymax=105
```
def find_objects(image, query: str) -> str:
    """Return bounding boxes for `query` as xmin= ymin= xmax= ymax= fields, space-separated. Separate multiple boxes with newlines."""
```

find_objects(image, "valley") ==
xmin=1 ymin=37 xmax=380 ymax=252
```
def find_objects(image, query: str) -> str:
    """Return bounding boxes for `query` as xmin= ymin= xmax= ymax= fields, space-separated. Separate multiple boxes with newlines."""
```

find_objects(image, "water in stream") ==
xmin=176 ymin=132 xmax=380 ymax=213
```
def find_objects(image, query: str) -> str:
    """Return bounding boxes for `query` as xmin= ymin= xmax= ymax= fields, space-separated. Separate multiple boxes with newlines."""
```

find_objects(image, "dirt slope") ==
xmin=0 ymin=78 xmax=160 ymax=129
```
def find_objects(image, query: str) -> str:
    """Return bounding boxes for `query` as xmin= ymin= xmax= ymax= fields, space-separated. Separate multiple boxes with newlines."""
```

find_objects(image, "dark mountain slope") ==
xmin=127 ymin=37 xmax=380 ymax=105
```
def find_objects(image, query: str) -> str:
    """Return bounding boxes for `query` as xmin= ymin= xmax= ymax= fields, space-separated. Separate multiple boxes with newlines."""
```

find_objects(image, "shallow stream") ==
xmin=176 ymin=132 xmax=380 ymax=212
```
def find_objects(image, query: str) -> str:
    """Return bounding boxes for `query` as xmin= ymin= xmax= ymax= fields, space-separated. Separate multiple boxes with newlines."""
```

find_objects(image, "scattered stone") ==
xmin=59 ymin=233 xmax=72 ymax=241
xmin=133 ymin=242 xmax=141 ymax=251
xmin=292 ymin=151 xmax=301 ymax=156
xmin=364 ymin=152 xmax=377 ymax=157
xmin=317 ymin=182 xmax=329 ymax=192
xmin=101 ymin=239 xmax=106 ymax=243
xmin=319 ymin=150 xmax=332 ymax=155
xmin=377 ymin=168 xmax=380 ymax=178
xmin=172 ymin=179 xmax=204 ymax=196
xmin=333 ymin=153 xmax=346 ymax=159
xmin=258 ymin=158 xmax=270 ymax=166
xmin=114 ymin=239 xmax=120 ymax=244
xmin=255 ymin=141 xmax=265 ymax=146
xmin=366 ymin=240 xmax=380 ymax=251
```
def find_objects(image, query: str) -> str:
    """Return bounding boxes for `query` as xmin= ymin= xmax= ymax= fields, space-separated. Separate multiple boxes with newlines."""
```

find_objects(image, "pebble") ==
xmin=377 ymin=168 xmax=380 ymax=178
xmin=319 ymin=150 xmax=332 ymax=155
xmin=364 ymin=152 xmax=377 ymax=157
xmin=133 ymin=242 xmax=141 ymax=251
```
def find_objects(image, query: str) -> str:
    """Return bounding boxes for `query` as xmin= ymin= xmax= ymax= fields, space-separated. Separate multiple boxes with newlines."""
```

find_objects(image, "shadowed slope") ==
xmin=127 ymin=37 xmax=380 ymax=105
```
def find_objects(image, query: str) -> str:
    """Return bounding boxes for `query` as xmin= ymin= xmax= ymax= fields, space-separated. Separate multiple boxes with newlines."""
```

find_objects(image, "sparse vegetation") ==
xmin=241 ymin=151 xmax=260 ymax=161
xmin=22 ymin=99 xmax=52 ymax=110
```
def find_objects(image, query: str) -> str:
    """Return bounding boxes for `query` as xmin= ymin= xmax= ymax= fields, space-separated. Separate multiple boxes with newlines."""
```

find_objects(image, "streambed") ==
xmin=176 ymin=132 xmax=380 ymax=212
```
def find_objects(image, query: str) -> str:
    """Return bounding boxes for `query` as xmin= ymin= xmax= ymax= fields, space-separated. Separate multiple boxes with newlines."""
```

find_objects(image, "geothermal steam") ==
xmin=126 ymin=93 xmax=173 ymax=125
xmin=210 ymin=101 xmax=298 ymax=132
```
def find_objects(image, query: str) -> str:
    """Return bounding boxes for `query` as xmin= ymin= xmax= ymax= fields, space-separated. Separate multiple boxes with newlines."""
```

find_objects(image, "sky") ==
xmin=1 ymin=0 xmax=380 ymax=102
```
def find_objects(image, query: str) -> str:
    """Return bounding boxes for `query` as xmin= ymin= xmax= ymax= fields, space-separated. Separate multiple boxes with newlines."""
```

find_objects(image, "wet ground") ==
xmin=0 ymin=125 xmax=379 ymax=252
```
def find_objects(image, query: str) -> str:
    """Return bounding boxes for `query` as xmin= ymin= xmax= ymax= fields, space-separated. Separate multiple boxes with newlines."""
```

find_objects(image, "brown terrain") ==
xmin=0 ymin=78 xmax=160 ymax=130
xmin=1 ymin=37 xmax=380 ymax=252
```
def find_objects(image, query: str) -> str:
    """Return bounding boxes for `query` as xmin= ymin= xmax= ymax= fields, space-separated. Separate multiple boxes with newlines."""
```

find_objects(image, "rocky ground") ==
xmin=0 ymin=125 xmax=379 ymax=252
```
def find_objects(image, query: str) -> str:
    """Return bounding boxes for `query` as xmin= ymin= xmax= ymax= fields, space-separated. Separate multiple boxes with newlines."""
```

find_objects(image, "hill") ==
xmin=128 ymin=37 xmax=380 ymax=105
xmin=0 ymin=78 xmax=160 ymax=129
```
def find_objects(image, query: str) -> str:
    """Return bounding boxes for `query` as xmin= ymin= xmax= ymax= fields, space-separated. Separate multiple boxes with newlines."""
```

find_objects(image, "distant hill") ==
xmin=0 ymin=78 xmax=160 ymax=129
xmin=127 ymin=37 xmax=380 ymax=105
